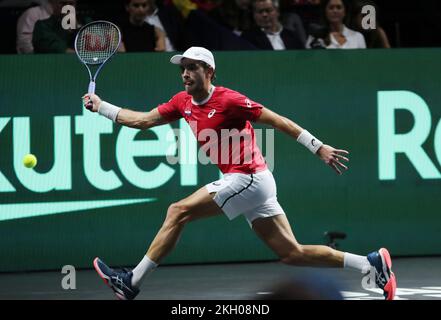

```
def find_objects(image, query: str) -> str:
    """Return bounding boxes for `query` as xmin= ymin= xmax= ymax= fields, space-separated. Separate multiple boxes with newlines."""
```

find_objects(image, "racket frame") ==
xmin=74 ymin=20 xmax=121 ymax=95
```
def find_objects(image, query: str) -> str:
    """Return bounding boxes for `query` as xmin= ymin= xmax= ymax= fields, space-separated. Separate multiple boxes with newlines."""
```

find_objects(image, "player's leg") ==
xmin=130 ymin=186 xmax=222 ymax=286
xmin=251 ymin=214 xmax=396 ymax=299
xmin=94 ymin=185 xmax=223 ymax=300
xmin=146 ymin=186 xmax=223 ymax=263
xmin=251 ymin=214 xmax=346 ymax=267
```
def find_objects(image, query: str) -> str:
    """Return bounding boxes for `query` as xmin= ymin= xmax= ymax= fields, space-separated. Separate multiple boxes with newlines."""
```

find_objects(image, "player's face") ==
xmin=180 ymin=59 xmax=210 ymax=95
xmin=326 ymin=0 xmax=346 ymax=24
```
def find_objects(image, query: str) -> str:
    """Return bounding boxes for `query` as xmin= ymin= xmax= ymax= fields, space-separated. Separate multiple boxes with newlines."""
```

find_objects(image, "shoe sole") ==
xmin=379 ymin=248 xmax=397 ymax=300
xmin=93 ymin=257 xmax=126 ymax=300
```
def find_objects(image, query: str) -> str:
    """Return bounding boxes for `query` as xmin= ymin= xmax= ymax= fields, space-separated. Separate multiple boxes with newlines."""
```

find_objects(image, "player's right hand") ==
xmin=82 ymin=93 xmax=102 ymax=112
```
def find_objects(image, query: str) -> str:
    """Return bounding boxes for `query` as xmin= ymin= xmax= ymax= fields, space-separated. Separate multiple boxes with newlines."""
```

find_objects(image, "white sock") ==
xmin=131 ymin=255 xmax=158 ymax=288
xmin=343 ymin=252 xmax=371 ymax=273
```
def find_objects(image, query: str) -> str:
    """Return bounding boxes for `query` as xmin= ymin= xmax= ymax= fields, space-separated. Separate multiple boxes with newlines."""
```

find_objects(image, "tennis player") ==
xmin=83 ymin=47 xmax=397 ymax=300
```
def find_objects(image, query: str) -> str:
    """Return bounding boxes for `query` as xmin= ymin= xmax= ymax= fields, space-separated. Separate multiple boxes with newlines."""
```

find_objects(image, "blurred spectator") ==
xmin=283 ymin=0 xmax=321 ymax=34
xmin=172 ymin=0 xmax=198 ymax=18
xmin=32 ymin=0 xmax=91 ymax=53
xmin=16 ymin=0 xmax=53 ymax=53
xmin=289 ymin=0 xmax=320 ymax=4
xmin=171 ymin=0 xmax=223 ymax=18
xmin=185 ymin=9 xmax=258 ymax=50
xmin=208 ymin=0 xmax=254 ymax=36
xmin=241 ymin=0 xmax=304 ymax=50
xmin=191 ymin=0 xmax=223 ymax=12
xmin=349 ymin=0 xmax=391 ymax=48
xmin=281 ymin=10 xmax=307 ymax=44
xmin=143 ymin=0 xmax=186 ymax=51
xmin=173 ymin=0 xmax=256 ymax=50
xmin=119 ymin=0 xmax=165 ymax=52
xmin=306 ymin=0 xmax=366 ymax=49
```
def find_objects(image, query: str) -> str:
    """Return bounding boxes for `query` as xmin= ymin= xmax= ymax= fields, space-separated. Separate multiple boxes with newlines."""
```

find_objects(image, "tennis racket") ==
xmin=75 ymin=20 xmax=121 ymax=110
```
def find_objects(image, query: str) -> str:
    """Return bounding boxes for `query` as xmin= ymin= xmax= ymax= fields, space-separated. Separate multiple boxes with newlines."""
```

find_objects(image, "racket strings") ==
xmin=76 ymin=22 xmax=120 ymax=65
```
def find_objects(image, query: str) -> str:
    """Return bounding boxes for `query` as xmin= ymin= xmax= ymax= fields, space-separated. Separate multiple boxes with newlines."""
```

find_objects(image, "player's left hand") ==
xmin=317 ymin=145 xmax=349 ymax=175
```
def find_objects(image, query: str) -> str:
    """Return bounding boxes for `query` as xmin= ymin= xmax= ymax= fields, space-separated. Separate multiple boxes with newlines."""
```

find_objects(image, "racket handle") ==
xmin=86 ymin=81 xmax=95 ymax=110
xmin=88 ymin=81 xmax=96 ymax=94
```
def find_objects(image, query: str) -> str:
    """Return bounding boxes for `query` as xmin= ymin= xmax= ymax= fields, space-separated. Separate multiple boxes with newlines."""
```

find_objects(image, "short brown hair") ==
xmin=200 ymin=61 xmax=216 ymax=82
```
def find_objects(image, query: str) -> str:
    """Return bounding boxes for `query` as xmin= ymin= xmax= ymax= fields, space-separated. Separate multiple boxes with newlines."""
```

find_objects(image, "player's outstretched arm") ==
xmin=114 ymin=107 xmax=167 ymax=129
xmin=256 ymin=107 xmax=349 ymax=175
xmin=82 ymin=93 xmax=168 ymax=129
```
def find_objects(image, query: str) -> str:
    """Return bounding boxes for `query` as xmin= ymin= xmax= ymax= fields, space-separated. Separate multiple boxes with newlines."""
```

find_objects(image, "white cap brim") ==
xmin=170 ymin=54 xmax=184 ymax=65
xmin=169 ymin=48 xmax=215 ymax=70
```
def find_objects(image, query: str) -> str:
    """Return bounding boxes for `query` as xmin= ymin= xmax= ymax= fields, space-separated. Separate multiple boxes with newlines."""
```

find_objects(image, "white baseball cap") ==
xmin=170 ymin=47 xmax=215 ymax=70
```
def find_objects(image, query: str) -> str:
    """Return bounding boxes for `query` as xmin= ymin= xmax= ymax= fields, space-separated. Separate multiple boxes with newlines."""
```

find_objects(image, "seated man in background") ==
xmin=143 ymin=0 xmax=186 ymax=52
xmin=16 ymin=0 xmax=54 ymax=53
xmin=241 ymin=0 xmax=305 ymax=50
xmin=208 ymin=0 xmax=254 ymax=36
xmin=119 ymin=0 xmax=165 ymax=52
xmin=32 ymin=0 xmax=91 ymax=53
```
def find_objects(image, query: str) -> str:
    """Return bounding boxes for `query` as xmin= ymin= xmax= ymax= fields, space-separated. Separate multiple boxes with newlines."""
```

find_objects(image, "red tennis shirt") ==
xmin=157 ymin=86 xmax=268 ymax=174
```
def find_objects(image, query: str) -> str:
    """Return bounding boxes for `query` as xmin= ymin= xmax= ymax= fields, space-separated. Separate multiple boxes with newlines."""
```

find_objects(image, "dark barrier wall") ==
xmin=1 ymin=50 xmax=440 ymax=272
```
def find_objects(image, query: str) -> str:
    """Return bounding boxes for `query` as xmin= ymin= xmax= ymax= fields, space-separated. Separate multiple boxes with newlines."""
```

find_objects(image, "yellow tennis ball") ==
xmin=23 ymin=154 xmax=37 ymax=168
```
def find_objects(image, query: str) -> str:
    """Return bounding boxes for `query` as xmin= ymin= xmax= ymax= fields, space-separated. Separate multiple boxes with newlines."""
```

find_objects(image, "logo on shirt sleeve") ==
xmin=184 ymin=108 xmax=192 ymax=116
xmin=245 ymin=98 xmax=252 ymax=108
xmin=208 ymin=109 xmax=216 ymax=118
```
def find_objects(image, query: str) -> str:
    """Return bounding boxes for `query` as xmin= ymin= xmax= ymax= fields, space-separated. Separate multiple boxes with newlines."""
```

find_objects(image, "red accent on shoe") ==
xmin=379 ymin=248 xmax=397 ymax=300
xmin=93 ymin=257 xmax=126 ymax=300
xmin=384 ymin=272 xmax=397 ymax=300
xmin=93 ymin=257 xmax=109 ymax=286
xmin=379 ymin=248 xmax=392 ymax=269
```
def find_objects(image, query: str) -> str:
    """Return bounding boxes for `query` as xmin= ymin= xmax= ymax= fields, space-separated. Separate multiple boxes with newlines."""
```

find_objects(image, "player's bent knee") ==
xmin=166 ymin=202 xmax=192 ymax=225
xmin=280 ymin=244 xmax=305 ymax=264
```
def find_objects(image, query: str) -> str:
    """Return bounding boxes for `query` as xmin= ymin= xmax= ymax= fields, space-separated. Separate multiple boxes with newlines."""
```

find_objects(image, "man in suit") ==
xmin=144 ymin=0 xmax=187 ymax=51
xmin=241 ymin=0 xmax=305 ymax=50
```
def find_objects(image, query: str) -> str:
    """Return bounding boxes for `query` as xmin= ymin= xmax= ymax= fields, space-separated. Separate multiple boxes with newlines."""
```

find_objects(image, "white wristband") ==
xmin=297 ymin=130 xmax=323 ymax=154
xmin=98 ymin=101 xmax=121 ymax=122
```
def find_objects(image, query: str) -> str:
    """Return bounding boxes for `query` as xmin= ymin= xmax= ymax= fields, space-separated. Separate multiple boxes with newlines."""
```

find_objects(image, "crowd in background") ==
xmin=1 ymin=0 xmax=440 ymax=54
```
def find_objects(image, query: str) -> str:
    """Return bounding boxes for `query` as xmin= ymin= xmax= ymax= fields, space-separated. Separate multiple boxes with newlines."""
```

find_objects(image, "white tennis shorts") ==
xmin=205 ymin=169 xmax=285 ymax=226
